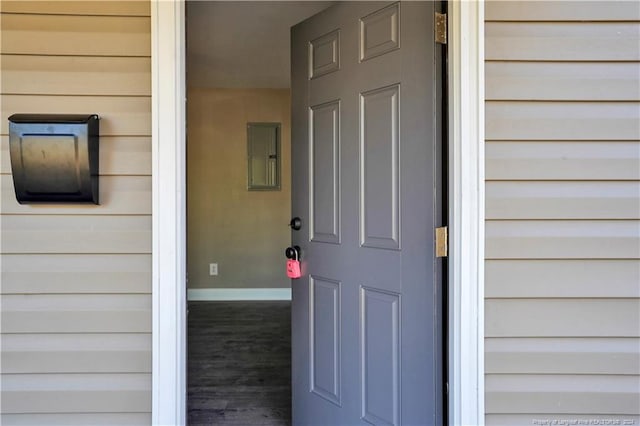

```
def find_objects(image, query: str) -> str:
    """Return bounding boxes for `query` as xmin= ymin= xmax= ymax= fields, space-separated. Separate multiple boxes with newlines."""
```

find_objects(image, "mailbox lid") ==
xmin=8 ymin=114 xmax=99 ymax=125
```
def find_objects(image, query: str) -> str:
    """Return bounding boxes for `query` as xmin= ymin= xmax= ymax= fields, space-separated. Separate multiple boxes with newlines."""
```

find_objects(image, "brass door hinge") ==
xmin=436 ymin=226 xmax=448 ymax=258
xmin=435 ymin=12 xmax=447 ymax=45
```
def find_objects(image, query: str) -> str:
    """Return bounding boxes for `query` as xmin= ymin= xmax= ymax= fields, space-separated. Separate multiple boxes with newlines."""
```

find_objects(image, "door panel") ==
xmin=360 ymin=84 xmax=400 ymax=250
xmin=361 ymin=286 xmax=401 ymax=425
xmin=309 ymin=276 xmax=342 ymax=405
xmin=310 ymin=101 xmax=341 ymax=244
xmin=291 ymin=2 xmax=443 ymax=424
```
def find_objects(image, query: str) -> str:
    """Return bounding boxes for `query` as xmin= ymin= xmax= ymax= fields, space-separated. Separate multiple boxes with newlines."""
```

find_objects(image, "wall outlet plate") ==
xmin=209 ymin=263 xmax=218 ymax=276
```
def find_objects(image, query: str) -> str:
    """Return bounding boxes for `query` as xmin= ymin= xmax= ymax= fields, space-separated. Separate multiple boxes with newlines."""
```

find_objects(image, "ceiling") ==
xmin=186 ymin=1 xmax=333 ymax=89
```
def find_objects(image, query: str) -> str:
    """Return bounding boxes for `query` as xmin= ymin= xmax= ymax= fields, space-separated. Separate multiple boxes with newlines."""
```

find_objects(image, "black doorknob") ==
xmin=285 ymin=246 xmax=301 ymax=260
xmin=289 ymin=217 xmax=302 ymax=231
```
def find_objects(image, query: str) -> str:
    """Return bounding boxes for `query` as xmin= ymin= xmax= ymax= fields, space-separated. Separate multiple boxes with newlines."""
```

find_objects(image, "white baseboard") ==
xmin=187 ymin=288 xmax=292 ymax=301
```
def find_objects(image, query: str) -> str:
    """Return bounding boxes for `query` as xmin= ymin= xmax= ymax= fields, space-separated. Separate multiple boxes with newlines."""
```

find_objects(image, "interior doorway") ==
xmin=185 ymin=2 xmax=333 ymax=424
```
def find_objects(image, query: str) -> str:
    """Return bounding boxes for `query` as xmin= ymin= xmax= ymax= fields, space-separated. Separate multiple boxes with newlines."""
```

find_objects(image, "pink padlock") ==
xmin=286 ymin=259 xmax=301 ymax=279
xmin=286 ymin=247 xmax=301 ymax=279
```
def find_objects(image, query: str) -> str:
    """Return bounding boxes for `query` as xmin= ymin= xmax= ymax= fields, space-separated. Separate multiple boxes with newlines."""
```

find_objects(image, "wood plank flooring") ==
xmin=188 ymin=301 xmax=292 ymax=425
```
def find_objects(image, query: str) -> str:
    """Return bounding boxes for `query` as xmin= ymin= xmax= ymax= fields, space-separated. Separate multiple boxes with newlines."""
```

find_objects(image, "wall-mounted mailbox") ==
xmin=8 ymin=114 xmax=99 ymax=204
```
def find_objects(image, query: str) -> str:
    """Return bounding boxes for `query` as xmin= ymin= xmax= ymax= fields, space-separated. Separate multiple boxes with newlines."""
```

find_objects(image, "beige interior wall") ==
xmin=0 ymin=1 xmax=152 ymax=424
xmin=187 ymin=88 xmax=291 ymax=290
xmin=484 ymin=1 xmax=640 ymax=424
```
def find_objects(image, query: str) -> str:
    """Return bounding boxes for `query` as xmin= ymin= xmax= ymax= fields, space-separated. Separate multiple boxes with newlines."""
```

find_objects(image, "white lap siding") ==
xmin=0 ymin=2 xmax=151 ymax=424
xmin=485 ymin=1 xmax=640 ymax=425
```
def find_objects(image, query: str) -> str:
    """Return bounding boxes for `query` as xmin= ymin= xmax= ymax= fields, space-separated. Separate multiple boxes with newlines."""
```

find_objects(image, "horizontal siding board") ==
xmin=1 ymin=390 xmax=150 ymax=414
xmin=1 ymin=372 xmax=149 ymax=389
xmin=0 ymin=1 xmax=150 ymax=16
xmin=486 ymin=181 xmax=640 ymax=219
xmin=1 ymin=254 xmax=151 ymax=294
xmin=486 ymin=220 xmax=640 ymax=259
xmin=1 ymin=136 xmax=153 ymax=176
xmin=0 ymin=374 xmax=151 ymax=413
xmin=0 ymin=14 xmax=150 ymax=57
xmin=1 ymin=216 xmax=151 ymax=254
xmin=1 ymin=95 xmax=151 ymax=137
xmin=1 ymin=351 xmax=151 ymax=374
xmin=486 ymin=414 xmax=640 ymax=426
xmin=486 ymin=337 xmax=640 ymax=375
xmin=1 ymin=295 xmax=151 ymax=334
xmin=1 ymin=175 xmax=151 ymax=215
xmin=486 ymin=62 xmax=640 ymax=101
xmin=486 ymin=141 xmax=640 ymax=181
xmin=0 ymin=270 xmax=150 ymax=294
xmin=485 ymin=260 xmax=640 ymax=298
xmin=1 ymin=55 xmax=151 ymax=96
xmin=486 ymin=1 xmax=640 ymax=21
xmin=486 ymin=390 xmax=639 ymax=415
xmin=485 ymin=299 xmax=640 ymax=337
xmin=486 ymin=375 xmax=640 ymax=414
xmin=486 ymin=374 xmax=640 ymax=392
xmin=1 ymin=310 xmax=151 ymax=333
xmin=0 ymin=413 xmax=151 ymax=426
xmin=98 ymin=137 xmax=152 ymax=175
xmin=486 ymin=351 xmax=639 ymax=376
xmin=486 ymin=22 xmax=640 ymax=61
xmin=2 ymin=333 xmax=151 ymax=351
xmin=2 ymin=294 xmax=151 ymax=310
xmin=1 ymin=333 xmax=152 ymax=371
xmin=486 ymin=102 xmax=640 ymax=141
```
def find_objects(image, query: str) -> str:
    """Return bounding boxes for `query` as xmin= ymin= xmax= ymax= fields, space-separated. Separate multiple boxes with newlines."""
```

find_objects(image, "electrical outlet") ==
xmin=209 ymin=263 xmax=218 ymax=276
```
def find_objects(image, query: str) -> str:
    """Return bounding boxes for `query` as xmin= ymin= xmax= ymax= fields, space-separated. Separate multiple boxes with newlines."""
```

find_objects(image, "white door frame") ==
xmin=150 ymin=1 xmax=484 ymax=425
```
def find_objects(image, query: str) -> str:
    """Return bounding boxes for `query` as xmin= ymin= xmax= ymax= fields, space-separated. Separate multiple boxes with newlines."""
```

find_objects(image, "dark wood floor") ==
xmin=188 ymin=301 xmax=292 ymax=425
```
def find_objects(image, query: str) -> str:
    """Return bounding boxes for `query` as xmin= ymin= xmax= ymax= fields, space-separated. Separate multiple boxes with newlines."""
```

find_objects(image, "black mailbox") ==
xmin=8 ymin=114 xmax=99 ymax=204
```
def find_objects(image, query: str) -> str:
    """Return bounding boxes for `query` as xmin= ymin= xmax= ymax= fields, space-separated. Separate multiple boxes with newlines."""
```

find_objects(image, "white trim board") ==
xmin=151 ymin=1 xmax=187 ymax=425
xmin=152 ymin=1 xmax=485 ymax=424
xmin=188 ymin=288 xmax=292 ymax=301
xmin=448 ymin=1 xmax=485 ymax=425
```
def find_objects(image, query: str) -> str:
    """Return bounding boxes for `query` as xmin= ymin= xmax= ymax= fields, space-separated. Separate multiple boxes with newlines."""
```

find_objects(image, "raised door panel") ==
xmin=360 ymin=287 xmax=400 ymax=426
xmin=310 ymin=276 xmax=342 ymax=405
xmin=360 ymin=84 xmax=400 ymax=250
xmin=310 ymin=101 xmax=341 ymax=244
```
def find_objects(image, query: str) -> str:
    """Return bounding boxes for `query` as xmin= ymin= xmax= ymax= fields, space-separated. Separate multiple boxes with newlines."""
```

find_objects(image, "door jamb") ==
xmin=150 ymin=1 xmax=485 ymax=424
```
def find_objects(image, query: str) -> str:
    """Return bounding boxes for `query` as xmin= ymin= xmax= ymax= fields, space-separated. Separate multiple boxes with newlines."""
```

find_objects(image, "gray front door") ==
xmin=291 ymin=2 xmax=444 ymax=424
